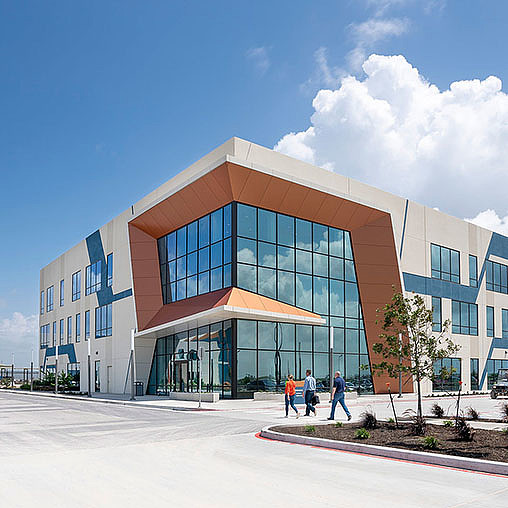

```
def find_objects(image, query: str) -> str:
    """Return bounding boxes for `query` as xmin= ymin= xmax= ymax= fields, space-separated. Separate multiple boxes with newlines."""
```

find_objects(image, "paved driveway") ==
xmin=1 ymin=391 xmax=507 ymax=507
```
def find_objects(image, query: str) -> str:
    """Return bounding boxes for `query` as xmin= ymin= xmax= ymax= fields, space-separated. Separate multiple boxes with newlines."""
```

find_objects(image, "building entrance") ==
xmin=169 ymin=351 xmax=198 ymax=393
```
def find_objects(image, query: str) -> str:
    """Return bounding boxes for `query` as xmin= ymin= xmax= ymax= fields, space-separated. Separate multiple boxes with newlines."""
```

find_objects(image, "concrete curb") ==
xmin=0 ymin=389 xmax=208 ymax=412
xmin=260 ymin=426 xmax=508 ymax=476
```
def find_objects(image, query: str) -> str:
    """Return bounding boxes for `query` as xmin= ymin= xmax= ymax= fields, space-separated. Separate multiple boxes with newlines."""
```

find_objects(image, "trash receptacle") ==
xmin=134 ymin=381 xmax=144 ymax=396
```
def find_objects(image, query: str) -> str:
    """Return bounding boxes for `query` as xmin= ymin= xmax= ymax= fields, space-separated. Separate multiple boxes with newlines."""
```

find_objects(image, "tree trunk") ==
xmin=417 ymin=376 xmax=422 ymax=422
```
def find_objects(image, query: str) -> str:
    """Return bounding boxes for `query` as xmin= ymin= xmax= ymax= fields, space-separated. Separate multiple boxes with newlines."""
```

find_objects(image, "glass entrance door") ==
xmin=170 ymin=355 xmax=198 ymax=393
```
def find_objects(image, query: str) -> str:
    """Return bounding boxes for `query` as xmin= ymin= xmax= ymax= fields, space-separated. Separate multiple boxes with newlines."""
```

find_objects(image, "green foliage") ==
xmin=431 ymin=403 xmax=445 ymax=418
xmin=501 ymin=427 xmax=508 ymax=435
xmin=355 ymin=428 xmax=370 ymax=439
xmin=334 ymin=421 xmax=343 ymax=428
xmin=58 ymin=371 xmax=75 ymax=390
xmin=19 ymin=383 xmax=31 ymax=390
xmin=0 ymin=377 xmax=12 ymax=387
xmin=422 ymin=436 xmax=439 ymax=449
xmin=387 ymin=417 xmax=395 ymax=423
xmin=443 ymin=420 xmax=454 ymax=427
xmin=466 ymin=407 xmax=479 ymax=420
xmin=372 ymin=291 xmax=460 ymax=423
xmin=403 ymin=408 xmax=426 ymax=436
xmin=304 ymin=425 xmax=315 ymax=433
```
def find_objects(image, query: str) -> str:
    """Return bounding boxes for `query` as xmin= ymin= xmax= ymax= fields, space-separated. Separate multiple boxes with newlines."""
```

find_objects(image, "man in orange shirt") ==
xmin=285 ymin=374 xmax=299 ymax=418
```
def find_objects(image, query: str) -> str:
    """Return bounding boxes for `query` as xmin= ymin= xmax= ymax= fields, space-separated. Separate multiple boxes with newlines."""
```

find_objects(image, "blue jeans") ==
xmin=304 ymin=390 xmax=315 ymax=416
xmin=285 ymin=394 xmax=298 ymax=416
xmin=330 ymin=392 xmax=351 ymax=419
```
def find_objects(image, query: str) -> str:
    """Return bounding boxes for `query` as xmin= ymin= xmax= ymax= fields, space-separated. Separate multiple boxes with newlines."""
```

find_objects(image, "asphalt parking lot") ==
xmin=1 ymin=391 xmax=507 ymax=507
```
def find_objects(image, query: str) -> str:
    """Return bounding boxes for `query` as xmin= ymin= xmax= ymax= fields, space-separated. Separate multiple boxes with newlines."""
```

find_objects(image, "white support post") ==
xmin=130 ymin=329 xmax=136 ymax=401
xmin=87 ymin=337 xmax=92 ymax=397
xmin=329 ymin=327 xmax=334 ymax=401
xmin=55 ymin=344 xmax=59 ymax=394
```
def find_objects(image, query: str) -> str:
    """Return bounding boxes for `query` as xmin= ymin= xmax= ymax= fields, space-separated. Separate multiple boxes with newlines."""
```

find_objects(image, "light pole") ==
xmin=11 ymin=353 xmax=14 ymax=388
xmin=398 ymin=332 xmax=403 ymax=398
xmin=55 ymin=344 xmax=59 ymax=394
xmin=130 ymin=329 xmax=136 ymax=401
xmin=87 ymin=336 xmax=92 ymax=397
xmin=329 ymin=327 xmax=334 ymax=401
xmin=30 ymin=349 xmax=34 ymax=392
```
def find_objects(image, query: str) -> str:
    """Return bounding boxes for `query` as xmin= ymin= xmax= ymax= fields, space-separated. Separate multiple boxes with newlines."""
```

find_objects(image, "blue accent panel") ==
xmin=403 ymin=273 xmax=479 ymax=303
xmin=479 ymin=337 xmax=508 ymax=389
xmin=399 ymin=199 xmax=409 ymax=259
xmin=44 ymin=344 xmax=77 ymax=363
xmin=85 ymin=230 xmax=133 ymax=306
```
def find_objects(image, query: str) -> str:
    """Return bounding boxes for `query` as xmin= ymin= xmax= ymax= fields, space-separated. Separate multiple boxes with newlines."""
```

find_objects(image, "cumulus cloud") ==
xmin=246 ymin=46 xmax=270 ymax=76
xmin=275 ymin=54 xmax=508 ymax=224
xmin=466 ymin=210 xmax=508 ymax=236
xmin=0 ymin=312 xmax=38 ymax=363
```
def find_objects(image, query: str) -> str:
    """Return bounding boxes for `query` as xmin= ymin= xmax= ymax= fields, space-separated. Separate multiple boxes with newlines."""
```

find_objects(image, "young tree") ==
xmin=372 ymin=291 xmax=460 ymax=434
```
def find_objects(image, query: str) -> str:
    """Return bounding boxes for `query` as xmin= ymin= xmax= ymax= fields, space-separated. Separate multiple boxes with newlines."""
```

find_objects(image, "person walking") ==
xmin=284 ymin=374 xmax=299 ymax=418
xmin=302 ymin=369 xmax=317 ymax=417
xmin=327 ymin=371 xmax=352 ymax=421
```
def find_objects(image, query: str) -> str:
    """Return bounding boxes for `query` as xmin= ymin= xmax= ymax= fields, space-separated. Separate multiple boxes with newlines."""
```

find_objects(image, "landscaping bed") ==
xmin=274 ymin=422 xmax=508 ymax=463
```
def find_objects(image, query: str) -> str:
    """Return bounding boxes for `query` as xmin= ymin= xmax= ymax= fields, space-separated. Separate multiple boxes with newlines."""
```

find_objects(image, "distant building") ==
xmin=39 ymin=138 xmax=508 ymax=396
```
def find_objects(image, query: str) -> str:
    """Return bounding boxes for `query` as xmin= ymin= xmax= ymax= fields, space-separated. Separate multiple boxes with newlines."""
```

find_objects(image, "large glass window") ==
xmin=40 ymin=291 xmax=44 ymax=315
xmin=39 ymin=324 xmax=50 ymax=348
xmin=95 ymin=303 xmax=112 ymax=338
xmin=85 ymin=310 xmax=90 ymax=339
xmin=452 ymin=300 xmax=478 ymax=335
xmin=76 ymin=313 xmax=81 ymax=343
xmin=46 ymin=286 xmax=54 ymax=312
xmin=486 ymin=260 xmax=508 ymax=294
xmin=52 ymin=321 xmax=56 ymax=346
xmin=59 ymin=319 xmax=64 ymax=345
xmin=158 ymin=204 xmax=232 ymax=303
xmin=85 ymin=261 xmax=102 ymax=295
xmin=432 ymin=296 xmax=441 ymax=332
xmin=72 ymin=271 xmax=81 ymax=301
xmin=469 ymin=255 xmax=478 ymax=287
xmin=431 ymin=244 xmax=460 ymax=283
xmin=487 ymin=306 xmax=494 ymax=337
xmin=67 ymin=316 xmax=72 ymax=343
xmin=470 ymin=358 xmax=479 ymax=391
xmin=503 ymin=309 xmax=508 ymax=339
xmin=487 ymin=359 xmax=508 ymax=389
xmin=107 ymin=253 xmax=113 ymax=287
xmin=60 ymin=279 xmax=65 ymax=306
xmin=433 ymin=358 xmax=461 ymax=392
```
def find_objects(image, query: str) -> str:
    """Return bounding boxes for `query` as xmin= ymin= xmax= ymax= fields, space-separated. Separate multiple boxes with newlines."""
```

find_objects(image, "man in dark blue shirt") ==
xmin=327 ymin=371 xmax=352 ymax=421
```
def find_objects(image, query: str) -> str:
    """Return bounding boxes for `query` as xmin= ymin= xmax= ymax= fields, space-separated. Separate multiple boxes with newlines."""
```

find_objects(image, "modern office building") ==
xmin=39 ymin=137 xmax=508 ymax=397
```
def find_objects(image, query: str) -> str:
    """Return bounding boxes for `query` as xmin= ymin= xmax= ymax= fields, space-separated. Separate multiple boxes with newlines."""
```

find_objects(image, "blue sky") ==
xmin=2 ymin=0 xmax=508 ymax=364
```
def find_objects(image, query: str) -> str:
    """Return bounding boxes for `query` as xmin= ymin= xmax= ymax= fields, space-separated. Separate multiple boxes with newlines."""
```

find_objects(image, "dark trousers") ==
xmin=330 ymin=392 xmax=351 ymax=419
xmin=304 ymin=390 xmax=315 ymax=416
xmin=285 ymin=394 xmax=298 ymax=416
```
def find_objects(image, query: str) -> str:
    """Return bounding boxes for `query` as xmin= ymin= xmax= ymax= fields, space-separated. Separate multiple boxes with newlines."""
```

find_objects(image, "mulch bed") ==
xmin=274 ymin=422 xmax=508 ymax=463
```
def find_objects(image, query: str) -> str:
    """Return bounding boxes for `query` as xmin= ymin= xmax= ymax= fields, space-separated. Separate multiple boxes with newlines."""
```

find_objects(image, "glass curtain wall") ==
xmin=147 ymin=320 xmax=232 ymax=398
xmin=236 ymin=203 xmax=372 ymax=394
xmin=432 ymin=358 xmax=461 ymax=391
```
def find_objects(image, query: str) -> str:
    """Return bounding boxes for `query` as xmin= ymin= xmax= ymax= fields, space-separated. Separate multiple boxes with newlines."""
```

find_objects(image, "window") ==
xmin=452 ymin=300 xmax=478 ymax=335
xmin=76 ymin=313 xmax=81 ymax=342
xmin=60 ymin=279 xmax=65 ymax=306
xmin=40 ymin=291 xmax=44 ymax=315
xmin=46 ymin=286 xmax=54 ymax=312
xmin=67 ymin=363 xmax=80 ymax=387
xmin=95 ymin=361 xmax=101 ymax=392
xmin=85 ymin=260 xmax=102 ymax=295
xmin=433 ymin=358 xmax=461 ymax=391
xmin=52 ymin=321 xmax=56 ymax=346
xmin=95 ymin=303 xmax=112 ymax=338
xmin=107 ymin=253 xmax=113 ymax=287
xmin=431 ymin=244 xmax=460 ymax=283
xmin=158 ymin=204 xmax=232 ymax=304
xmin=67 ymin=316 xmax=72 ymax=343
xmin=487 ymin=306 xmax=494 ymax=337
xmin=59 ymin=319 xmax=64 ymax=345
xmin=85 ymin=310 xmax=90 ymax=339
xmin=487 ymin=359 xmax=508 ymax=389
xmin=486 ymin=260 xmax=508 ymax=294
xmin=39 ymin=324 xmax=50 ymax=348
xmin=502 ymin=309 xmax=508 ymax=339
xmin=432 ymin=296 xmax=442 ymax=332
xmin=469 ymin=255 xmax=477 ymax=287
xmin=470 ymin=358 xmax=479 ymax=391
xmin=72 ymin=271 xmax=81 ymax=301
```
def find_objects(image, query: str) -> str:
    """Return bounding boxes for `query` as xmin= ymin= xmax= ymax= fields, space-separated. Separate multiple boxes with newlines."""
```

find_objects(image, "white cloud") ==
xmin=347 ymin=18 xmax=410 ymax=71
xmin=0 ymin=312 xmax=38 ymax=340
xmin=246 ymin=46 xmax=270 ymax=76
xmin=466 ymin=209 xmax=508 ymax=236
xmin=275 ymin=54 xmax=508 ymax=223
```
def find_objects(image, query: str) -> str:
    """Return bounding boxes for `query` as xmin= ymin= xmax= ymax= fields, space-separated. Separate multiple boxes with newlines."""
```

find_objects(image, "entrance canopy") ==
xmin=135 ymin=287 xmax=325 ymax=341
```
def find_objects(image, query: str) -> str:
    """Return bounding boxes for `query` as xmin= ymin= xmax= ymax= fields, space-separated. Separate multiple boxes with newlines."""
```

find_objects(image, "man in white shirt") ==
xmin=302 ymin=369 xmax=317 ymax=416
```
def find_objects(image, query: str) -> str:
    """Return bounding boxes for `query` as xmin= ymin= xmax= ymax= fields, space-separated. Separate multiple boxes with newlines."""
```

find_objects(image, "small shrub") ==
xmin=466 ymin=407 xmax=480 ymax=420
xmin=387 ymin=417 xmax=395 ymax=423
xmin=430 ymin=403 xmax=445 ymax=418
xmin=443 ymin=420 xmax=454 ymax=427
xmin=19 ymin=383 xmax=31 ymax=390
xmin=422 ymin=436 xmax=439 ymax=449
xmin=500 ymin=403 xmax=508 ymax=422
xmin=455 ymin=416 xmax=475 ymax=441
xmin=355 ymin=428 xmax=370 ymax=439
xmin=334 ymin=421 xmax=343 ymax=428
xmin=359 ymin=409 xmax=378 ymax=429
xmin=403 ymin=408 xmax=426 ymax=436
xmin=501 ymin=427 xmax=508 ymax=435
xmin=304 ymin=425 xmax=315 ymax=433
